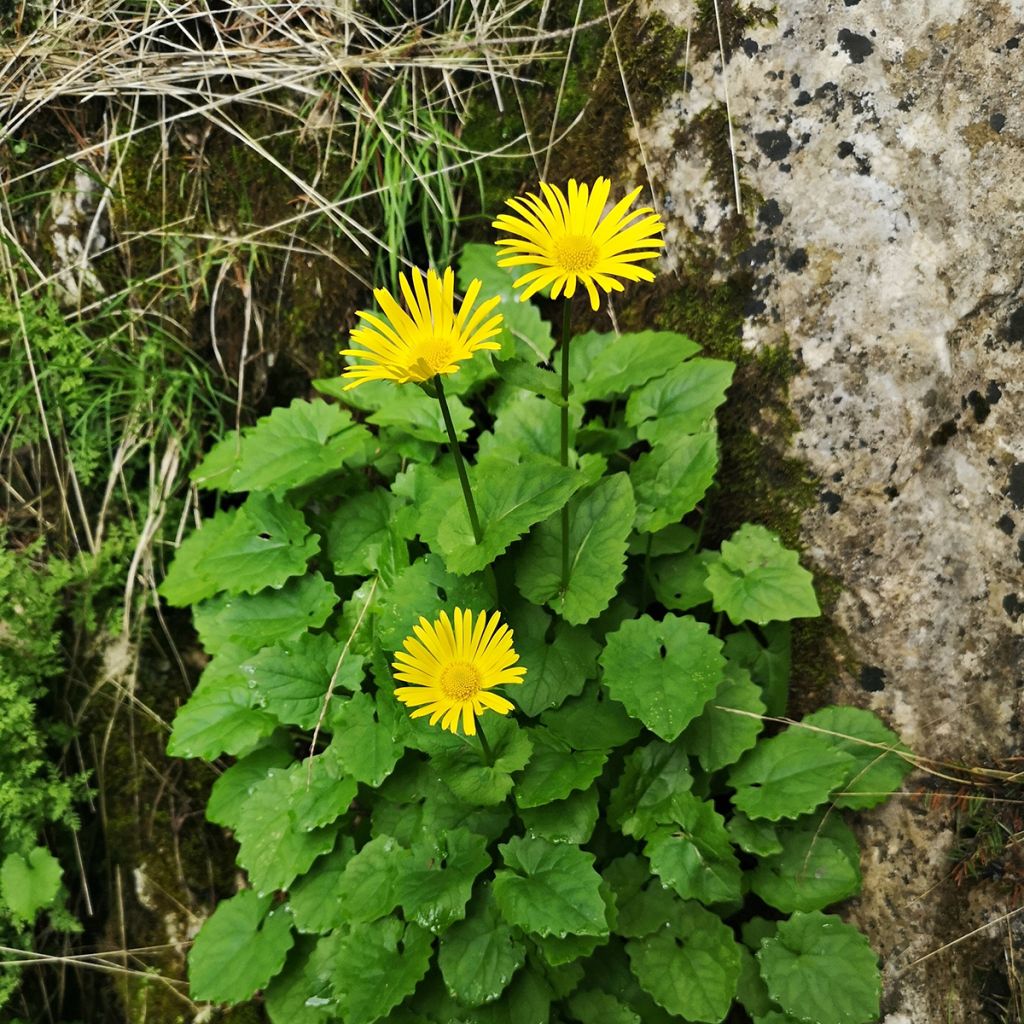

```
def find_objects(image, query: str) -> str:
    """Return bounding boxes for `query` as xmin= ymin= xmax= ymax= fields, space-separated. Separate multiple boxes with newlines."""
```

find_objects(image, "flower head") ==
xmin=340 ymin=267 xmax=502 ymax=389
xmin=393 ymin=608 xmax=525 ymax=736
xmin=492 ymin=177 xmax=665 ymax=310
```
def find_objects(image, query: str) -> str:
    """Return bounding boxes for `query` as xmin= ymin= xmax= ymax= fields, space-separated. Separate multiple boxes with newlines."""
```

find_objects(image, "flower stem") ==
xmin=559 ymin=298 xmax=572 ymax=595
xmin=476 ymin=718 xmax=494 ymax=767
xmin=435 ymin=374 xmax=483 ymax=545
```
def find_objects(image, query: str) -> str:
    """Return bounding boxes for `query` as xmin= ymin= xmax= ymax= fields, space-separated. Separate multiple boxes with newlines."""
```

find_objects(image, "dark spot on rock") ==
xmin=738 ymin=238 xmax=775 ymax=270
xmin=1006 ymin=307 xmax=1024 ymax=343
xmin=897 ymin=94 xmax=916 ymax=111
xmin=966 ymin=390 xmax=992 ymax=423
xmin=785 ymin=248 xmax=808 ymax=272
xmin=930 ymin=419 xmax=957 ymax=446
xmin=755 ymin=130 xmax=793 ymax=161
xmin=742 ymin=37 xmax=759 ymax=57
xmin=990 ymin=112 xmax=1007 ymax=133
xmin=820 ymin=490 xmax=842 ymax=514
xmin=779 ymin=162 xmax=792 ymax=173
xmin=744 ymin=296 xmax=768 ymax=317
xmin=790 ymin=73 xmax=801 ymax=87
xmin=837 ymin=140 xmax=855 ymax=158
xmin=795 ymin=90 xmax=812 ymax=106
xmin=883 ymin=485 xmax=899 ymax=500
xmin=1018 ymin=537 xmax=1024 ymax=564
xmin=1008 ymin=463 xmax=1024 ymax=508
xmin=758 ymin=199 xmax=783 ymax=227
xmin=1003 ymin=594 xmax=1024 ymax=622
xmin=859 ymin=665 xmax=886 ymax=692
xmin=998 ymin=514 xmax=1015 ymax=536
xmin=844 ymin=0 xmax=861 ymax=5
xmin=1007 ymin=36 xmax=1020 ymax=50
xmin=986 ymin=380 xmax=1003 ymax=405
xmin=838 ymin=28 xmax=874 ymax=63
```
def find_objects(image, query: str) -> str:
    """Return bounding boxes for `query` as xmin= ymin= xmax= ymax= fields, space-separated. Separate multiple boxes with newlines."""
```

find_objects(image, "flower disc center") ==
xmin=439 ymin=661 xmax=482 ymax=702
xmin=553 ymin=234 xmax=599 ymax=273
xmin=409 ymin=338 xmax=454 ymax=376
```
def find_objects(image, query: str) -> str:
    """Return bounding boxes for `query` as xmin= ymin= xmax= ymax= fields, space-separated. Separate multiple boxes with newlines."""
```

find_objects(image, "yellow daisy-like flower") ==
xmin=492 ymin=177 xmax=665 ymax=310
xmin=393 ymin=608 xmax=526 ymax=736
xmin=340 ymin=267 xmax=503 ymax=390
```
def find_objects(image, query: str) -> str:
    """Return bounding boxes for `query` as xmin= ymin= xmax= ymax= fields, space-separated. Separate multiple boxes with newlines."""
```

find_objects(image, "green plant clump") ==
xmin=0 ymin=542 xmax=86 ymax=1010
xmin=162 ymin=241 xmax=911 ymax=1024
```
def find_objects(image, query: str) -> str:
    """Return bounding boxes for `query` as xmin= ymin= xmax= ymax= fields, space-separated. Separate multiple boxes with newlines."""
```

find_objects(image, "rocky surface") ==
xmin=642 ymin=0 xmax=1024 ymax=1019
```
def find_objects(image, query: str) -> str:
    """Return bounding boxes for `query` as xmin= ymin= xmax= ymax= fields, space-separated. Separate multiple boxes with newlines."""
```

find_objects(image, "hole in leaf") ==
xmin=258 ymin=531 xmax=271 ymax=540
xmin=437 ymin=586 xmax=449 ymax=602
xmin=659 ymin=644 xmax=667 ymax=659
xmin=397 ymin=939 xmax=405 ymax=954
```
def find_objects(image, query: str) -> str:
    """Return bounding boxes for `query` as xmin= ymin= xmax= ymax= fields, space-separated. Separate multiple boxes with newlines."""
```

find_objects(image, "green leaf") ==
xmin=516 ymin=474 xmax=635 ymax=624
xmin=192 ymin=399 xmax=372 ymax=493
xmin=1 ymin=848 xmax=62 ymax=922
xmin=194 ymin=573 xmax=337 ymax=656
xmin=374 ymin=757 xmax=512 ymax=846
xmin=629 ymin=523 xmax=699 ymax=556
xmin=234 ymin=766 xmax=339 ymax=892
xmin=575 ymin=330 xmax=701 ymax=403
xmin=511 ymin=603 xmax=598 ymax=717
xmin=328 ymin=691 xmax=403 ymax=787
xmin=500 ymin=361 xmax=564 ymax=404
xmin=244 ymin=631 xmax=361 ymax=730
xmin=335 ymin=835 xmax=411 ymax=924
xmin=206 ymin=739 xmax=293 ymax=829
xmin=514 ymin=730 xmax=607 ymax=809
xmin=188 ymin=890 xmax=294 ymax=1004
xmin=649 ymin=550 xmax=718 ymax=612
xmin=728 ymin=728 xmax=857 ymax=821
xmin=750 ymin=813 xmax=862 ymax=913
xmin=706 ymin=524 xmax=820 ymax=625
xmin=757 ymin=912 xmax=881 ymax=1024
xmin=541 ymin=679 xmax=642 ymax=750
xmin=566 ymin=989 xmax=642 ymax=1024
xmin=331 ymin=917 xmax=433 ymax=1024
xmin=736 ymin=945 xmax=774 ymax=1019
xmin=288 ymin=839 xmax=356 ymax=933
xmin=160 ymin=494 xmax=319 ymax=607
xmin=727 ymin=813 xmax=782 ymax=857
xmin=326 ymin=489 xmax=408 ymax=579
xmin=438 ymin=886 xmax=526 ymax=1007
xmin=458 ymin=243 xmax=554 ymax=361
xmin=581 ymin=942 xmax=678 ymax=1024
xmin=630 ymin=432 xmax=718 ymax=533
xmin=724 ymin=623 xmax=791 ymax=717
xmin=626 ymin=358 xmax=735 ymax=443
xmin=801 ymin=706 xmax=913 ymax=810
xmin=264 ymin=937 xmax=335 ymax=1024
xmin=167 ymin=673 xmax=276 ymax=761
xmin=681 ymin=664 xmax=766 ymax=772
xmin=365 ymin=384 xmax=472 ymax=443
xmin=604 ymin=856 xmax=679 ymax=939
xmin=477 ymin=392 xmax=570 ymax=464
xmin=375 ymin=553 xmax=495 ymax=653
xmin=600 ymin=614 xmax=725 ymax=741
xmin=398 ymin=828 xmax=490 ymax=932
xmin=471 ymin=966 xmax=556 ymax=1024
xmin=433 ymin=716 xmax=533 ymax=805
xmin=424 ymin=458 xmax=588 ymax=575
xmin=287 ymin=753 xmax=357 ymax=832
xmin=493 ymin=837 xmax=607 ymax=938
xmin=521 ymin=785 xmax=599 ymax=845
xmin=626 ymin=901 xmax=741 ymax=1023
xmin=608 ymin=741 xmax=694 ymax=839
xmin=644 ymin=793 xmax=743 ymax=905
